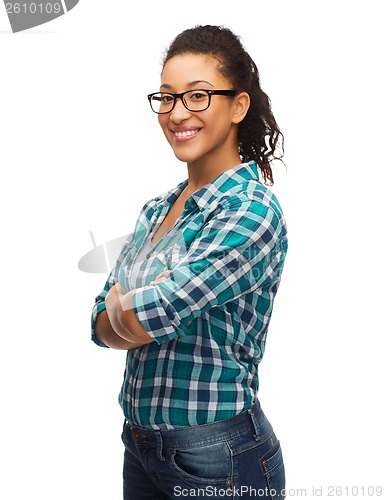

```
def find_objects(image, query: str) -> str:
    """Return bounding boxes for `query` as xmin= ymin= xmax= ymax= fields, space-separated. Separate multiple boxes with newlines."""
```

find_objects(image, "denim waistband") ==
xmin=124 ymin=400 xmax=266 ymax=451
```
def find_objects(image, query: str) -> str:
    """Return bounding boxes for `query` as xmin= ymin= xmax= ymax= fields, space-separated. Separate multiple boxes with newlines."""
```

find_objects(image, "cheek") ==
xmin=158 ymin=116 xmax=172 ymax=139
xmin=157 ymin=115 xmax=173 ymax=144
xmin=158 ymin=114 xmax=167 ymax=130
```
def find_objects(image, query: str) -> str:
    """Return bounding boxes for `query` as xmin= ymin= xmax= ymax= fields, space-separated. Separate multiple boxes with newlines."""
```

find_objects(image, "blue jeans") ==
xmin=121 ymin=399 xmax=285 ymax=499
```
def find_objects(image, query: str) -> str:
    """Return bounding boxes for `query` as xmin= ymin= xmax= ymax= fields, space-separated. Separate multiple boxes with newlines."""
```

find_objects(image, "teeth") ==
xmin=174 ymin=129 xmax=199 ymax=138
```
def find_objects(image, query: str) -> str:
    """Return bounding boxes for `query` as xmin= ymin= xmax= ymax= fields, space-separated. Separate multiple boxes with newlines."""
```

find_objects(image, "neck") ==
xmin=185 ymin=152 xmax=242 ymax=195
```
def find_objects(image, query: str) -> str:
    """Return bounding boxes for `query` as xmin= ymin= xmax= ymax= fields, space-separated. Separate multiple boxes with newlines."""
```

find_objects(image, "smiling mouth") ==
xmin=172 ymin=129 xmax=200 ymax=139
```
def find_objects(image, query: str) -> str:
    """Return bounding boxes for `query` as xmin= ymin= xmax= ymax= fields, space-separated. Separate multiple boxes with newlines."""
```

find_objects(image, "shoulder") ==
xmin=191 ymin=161 xmax=285 ymax=225
xmin=214 ymin=180 xmax=286 ymax=233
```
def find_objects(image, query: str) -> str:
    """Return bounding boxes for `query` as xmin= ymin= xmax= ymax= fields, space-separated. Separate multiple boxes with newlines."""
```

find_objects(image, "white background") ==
xmin=1 ymin=1 xmax=383 ymax=498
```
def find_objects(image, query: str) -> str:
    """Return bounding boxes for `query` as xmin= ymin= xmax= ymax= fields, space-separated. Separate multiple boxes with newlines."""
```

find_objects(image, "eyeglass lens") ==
xmin=150 ymin=90 xmax=210 ymax=113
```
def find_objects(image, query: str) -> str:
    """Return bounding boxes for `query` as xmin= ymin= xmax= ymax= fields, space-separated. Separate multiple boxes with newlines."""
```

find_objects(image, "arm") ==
xmin=91 ymin=231 xmax=167 ymax=349
xmin=94 ymin=310 xmax=146 ymax=350
xmin=103 ymin=271 xmax=172 ymax=345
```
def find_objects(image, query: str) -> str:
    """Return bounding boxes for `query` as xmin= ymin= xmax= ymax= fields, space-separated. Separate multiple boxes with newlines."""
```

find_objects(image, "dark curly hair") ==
xmin=163 ymin=25 xmax=284 ymax=185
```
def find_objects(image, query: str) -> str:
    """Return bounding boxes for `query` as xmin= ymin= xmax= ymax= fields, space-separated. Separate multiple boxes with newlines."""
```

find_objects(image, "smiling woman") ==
xmin=91 ymin=24 xmax=287 ymax=500
xmin=155 ymin=53 xmax=250 ymax=173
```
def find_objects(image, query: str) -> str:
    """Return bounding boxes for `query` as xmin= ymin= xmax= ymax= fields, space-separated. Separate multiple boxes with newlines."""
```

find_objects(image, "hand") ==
xmin=149 ymin=269 xmax=172 ymax=286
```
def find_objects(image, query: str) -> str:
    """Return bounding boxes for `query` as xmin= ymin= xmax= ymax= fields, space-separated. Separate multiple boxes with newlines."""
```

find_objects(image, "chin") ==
xmin=171 ymin=144 xmax=208 ymax=164
xmin=172 ymin=150 xmax=199 ymax=164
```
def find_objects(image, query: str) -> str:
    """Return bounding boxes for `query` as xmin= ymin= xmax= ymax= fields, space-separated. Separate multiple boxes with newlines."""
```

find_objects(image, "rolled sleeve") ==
xmin=91 ymin=291 xmax=109 ymax=348
xmin=131 ymin=196 xmax=287 ymax=345
xmin=132 ymin=285 xmax=188 ymax=344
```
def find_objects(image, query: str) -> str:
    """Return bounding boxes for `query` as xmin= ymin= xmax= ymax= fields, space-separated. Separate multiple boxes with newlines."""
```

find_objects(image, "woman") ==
xmin=92 ymin=25 xmax=288 ymax=500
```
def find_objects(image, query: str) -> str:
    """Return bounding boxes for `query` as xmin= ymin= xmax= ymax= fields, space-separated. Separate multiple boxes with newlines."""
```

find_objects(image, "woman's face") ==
xmin=158 ymin=53 xmax=243 ymax=169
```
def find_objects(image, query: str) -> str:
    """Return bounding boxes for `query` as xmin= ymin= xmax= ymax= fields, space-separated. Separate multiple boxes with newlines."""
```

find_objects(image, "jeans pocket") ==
xmin=259 ymin=441 xmax=285 ymax=499
xmin=170 ymin=441 xmax=232 ymax=487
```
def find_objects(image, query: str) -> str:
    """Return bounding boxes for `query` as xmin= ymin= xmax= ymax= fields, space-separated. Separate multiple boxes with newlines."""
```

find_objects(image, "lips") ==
xmin=171 ymin=127 xmax=201 ymax=142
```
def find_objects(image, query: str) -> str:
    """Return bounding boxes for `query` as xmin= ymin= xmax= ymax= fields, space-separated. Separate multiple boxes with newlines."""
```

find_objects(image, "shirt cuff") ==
xmin=131 ymin=285 xmax=188 ymax=344
xmin=91 ymin=302 xmax=109 ymax=348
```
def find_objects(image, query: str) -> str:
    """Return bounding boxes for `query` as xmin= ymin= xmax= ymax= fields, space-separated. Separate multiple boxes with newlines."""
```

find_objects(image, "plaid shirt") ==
xmin=91 ymin=161 xmax=288 ymax=430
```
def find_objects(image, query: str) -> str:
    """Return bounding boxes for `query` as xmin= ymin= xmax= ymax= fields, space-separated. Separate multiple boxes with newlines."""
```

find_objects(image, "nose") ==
xmin=169 ymin=97 xmax=192 ymax=123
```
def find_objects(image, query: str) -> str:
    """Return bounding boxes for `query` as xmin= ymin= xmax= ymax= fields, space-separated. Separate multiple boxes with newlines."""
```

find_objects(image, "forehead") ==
xmin=160 ymin=53 xmax=228 ymax=89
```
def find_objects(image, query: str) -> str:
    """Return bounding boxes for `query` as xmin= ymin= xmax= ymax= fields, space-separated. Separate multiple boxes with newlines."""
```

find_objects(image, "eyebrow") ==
xmin=160 ymin=80 xmax=214 ymax=90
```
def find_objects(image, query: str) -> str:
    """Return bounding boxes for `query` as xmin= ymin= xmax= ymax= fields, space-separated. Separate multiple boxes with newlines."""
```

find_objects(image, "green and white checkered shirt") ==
xmin=91 ymin=161 xmax=288 ymax=430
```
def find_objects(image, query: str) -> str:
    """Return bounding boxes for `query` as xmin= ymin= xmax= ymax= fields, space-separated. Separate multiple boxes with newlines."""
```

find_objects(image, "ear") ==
xmin=232 ymin=92 xmax=251 ymax=124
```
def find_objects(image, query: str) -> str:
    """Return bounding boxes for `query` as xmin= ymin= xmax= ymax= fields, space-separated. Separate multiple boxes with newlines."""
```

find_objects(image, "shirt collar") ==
xmin=154 ymin=161 xmax=260 ymax=212
xmin=190 ymin=160 xmax=260 ymax=211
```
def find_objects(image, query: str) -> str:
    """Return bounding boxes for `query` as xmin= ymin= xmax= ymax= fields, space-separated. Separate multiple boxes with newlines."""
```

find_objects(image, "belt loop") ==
xmin=247 ymin=404 xmax=261 ymax=441
xmin=155 ymin=431 xmax=165 ymax=461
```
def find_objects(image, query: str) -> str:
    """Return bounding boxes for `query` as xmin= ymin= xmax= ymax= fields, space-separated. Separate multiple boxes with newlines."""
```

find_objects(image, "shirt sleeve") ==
xmin=131 ymin=195 xmax=288 ymax=345
xmin=91 ymin=232 xmax=134 ymax=347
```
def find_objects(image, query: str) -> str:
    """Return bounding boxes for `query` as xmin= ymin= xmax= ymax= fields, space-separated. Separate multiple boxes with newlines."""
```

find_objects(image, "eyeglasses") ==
xmin=147 ymin=89 xmax=237 ymax=114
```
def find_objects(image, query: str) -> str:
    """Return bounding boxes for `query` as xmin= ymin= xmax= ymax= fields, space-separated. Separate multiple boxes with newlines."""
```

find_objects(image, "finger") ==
xmin=156 ymin=269 xmax=171 ymax=279
xmin=150 ymin=270 xmax=171 ymax=286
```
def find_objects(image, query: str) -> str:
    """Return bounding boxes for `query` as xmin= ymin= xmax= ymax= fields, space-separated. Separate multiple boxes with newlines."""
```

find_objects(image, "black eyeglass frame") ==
xmin=147 ymin=89 xmax=238 ymax=114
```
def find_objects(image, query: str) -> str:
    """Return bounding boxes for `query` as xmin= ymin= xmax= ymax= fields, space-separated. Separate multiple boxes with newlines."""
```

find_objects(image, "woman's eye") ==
xmin=161 ymin=95 xmax=174 ymax=103
xmin=190 ymin=92 xmax=208 ymax=101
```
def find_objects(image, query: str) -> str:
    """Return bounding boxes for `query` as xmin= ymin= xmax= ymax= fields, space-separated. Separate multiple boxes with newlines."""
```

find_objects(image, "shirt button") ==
xmin=146 ymin=253 xmax=151 ymax=259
